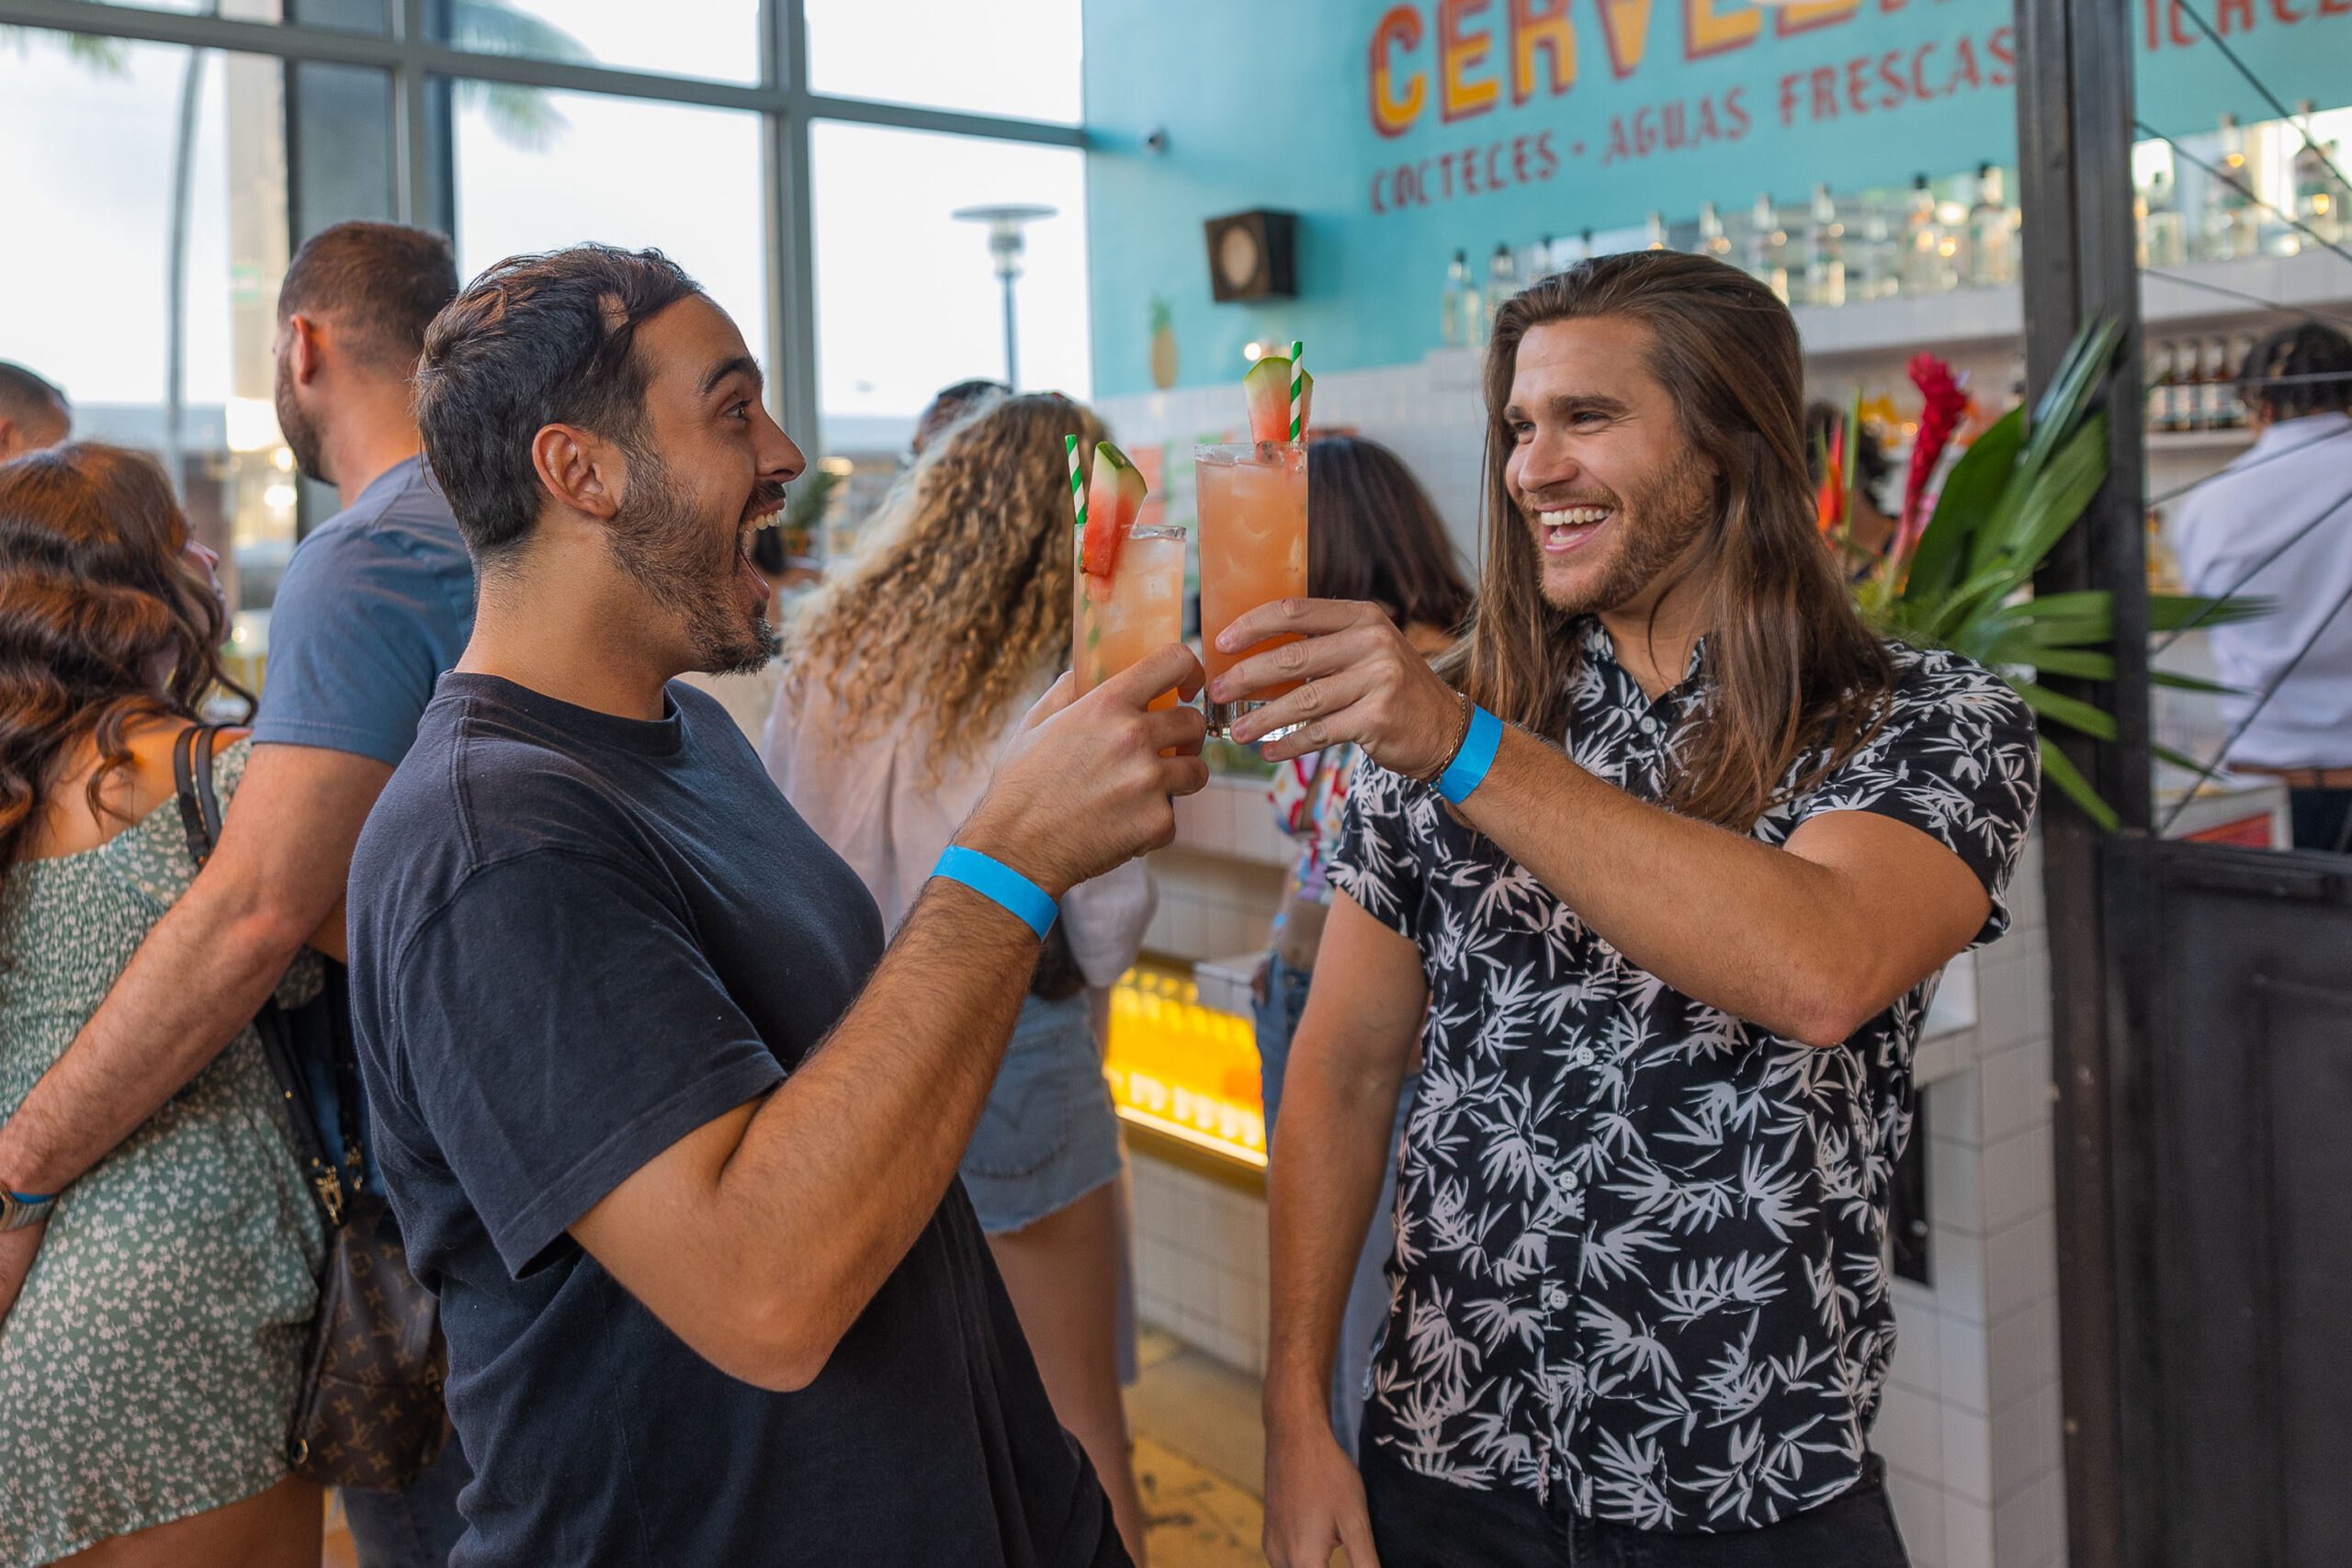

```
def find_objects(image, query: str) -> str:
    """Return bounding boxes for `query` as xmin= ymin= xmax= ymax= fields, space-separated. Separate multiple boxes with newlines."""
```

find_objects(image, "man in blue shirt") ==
xmin=0 ymin=221 xmax=473 ymax=1566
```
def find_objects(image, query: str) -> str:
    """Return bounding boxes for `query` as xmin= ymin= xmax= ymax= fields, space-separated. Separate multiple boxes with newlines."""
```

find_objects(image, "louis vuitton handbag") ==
xmin=173 ymin=725 xmax=450 ymax=1491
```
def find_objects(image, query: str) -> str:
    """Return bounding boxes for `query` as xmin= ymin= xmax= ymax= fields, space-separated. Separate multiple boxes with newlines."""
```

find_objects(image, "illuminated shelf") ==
xmin=1102 ymin=967 xmax=1266 ymax=1187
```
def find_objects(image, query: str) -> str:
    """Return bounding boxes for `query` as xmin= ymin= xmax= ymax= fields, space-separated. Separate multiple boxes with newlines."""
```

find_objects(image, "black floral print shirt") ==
xmin=1330 ymin=617 xmax=2039 ymax=1533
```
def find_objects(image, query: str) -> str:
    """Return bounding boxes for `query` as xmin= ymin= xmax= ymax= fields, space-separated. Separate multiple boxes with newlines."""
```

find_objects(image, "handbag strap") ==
xmin=169 ymin=723 xmax=349 ymax=1227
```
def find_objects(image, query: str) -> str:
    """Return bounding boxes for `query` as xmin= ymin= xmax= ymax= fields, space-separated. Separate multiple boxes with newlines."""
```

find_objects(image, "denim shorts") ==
xmin=961 ymin=992 xmax=1125 ymax=1235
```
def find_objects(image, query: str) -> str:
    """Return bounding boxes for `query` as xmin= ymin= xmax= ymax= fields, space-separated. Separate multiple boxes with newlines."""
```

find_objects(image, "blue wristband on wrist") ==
xmin=7 ymin=1190 xmax=52 ymax=1205
xmin=932 ymin=846 xmax=1058 ymax=940
xmin=1435 ymin=704 xmax=1504 ymax=805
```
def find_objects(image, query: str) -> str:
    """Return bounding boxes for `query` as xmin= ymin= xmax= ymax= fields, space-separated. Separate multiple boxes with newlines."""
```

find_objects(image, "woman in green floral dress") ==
xmin=0 ymin=445 xmax=327 ymax=1568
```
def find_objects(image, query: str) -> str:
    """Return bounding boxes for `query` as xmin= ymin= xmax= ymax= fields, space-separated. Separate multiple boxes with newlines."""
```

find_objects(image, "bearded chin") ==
xmin=700 ymin=613 xmax=780 ymax=677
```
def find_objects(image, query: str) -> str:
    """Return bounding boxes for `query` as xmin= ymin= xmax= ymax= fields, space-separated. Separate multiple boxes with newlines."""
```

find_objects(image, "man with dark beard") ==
xmin=0 ymin=220 xmax=475 ymax=1567
xmin=344 ymin=244 xmax=1207 ymax=1565
xmin=1235 ymin=254 xmax=2041 ymax=1567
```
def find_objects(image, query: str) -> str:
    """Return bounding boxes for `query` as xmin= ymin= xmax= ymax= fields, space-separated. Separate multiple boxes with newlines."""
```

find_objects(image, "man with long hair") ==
xmin=1233 ymin=253 xmax=2040 ymax=1566
xmin=347 ymin=243 xmax=1204 ymax=1564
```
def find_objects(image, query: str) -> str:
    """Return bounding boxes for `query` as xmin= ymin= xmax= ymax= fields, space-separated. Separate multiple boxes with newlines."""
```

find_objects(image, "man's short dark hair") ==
xmin=0 ymin=362 xmax=68 ymax=423
xmin=413 ymin=244 xmax=704 ymax=564
xmin=2240 ymin=321 xmax=2352 ymax=422
xmin=278 ymin=220 xmax=459 ymax=372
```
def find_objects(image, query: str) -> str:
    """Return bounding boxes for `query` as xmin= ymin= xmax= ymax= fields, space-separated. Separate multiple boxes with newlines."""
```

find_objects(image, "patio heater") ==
xmin=952 ymin=203 xmax=1057 ymax=390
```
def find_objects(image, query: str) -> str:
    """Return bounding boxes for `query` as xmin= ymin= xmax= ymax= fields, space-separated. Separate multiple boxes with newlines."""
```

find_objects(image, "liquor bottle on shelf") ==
xmin=2224 ymin=333 xmax=2258 ymax=428
xmin=1526 ymin=233 xmax=1557 ymax=282
xmin=1441 ymin=249 xmax=1476 ymax=349
xmin=1965 ymin=164 xmax=2017 ymax=288
xmin=2142 ymin=164 xmax=2189 ymax=268
xmin=2145 ymin=340 xmax=2173 ymax=434
xmin=2291 ymin=98 xmax=2348 ymax=245
xmin=1854 ymin=194 xmax=1897 ymax=299
xmin=1747 ymin=192 xmax=1789 ymax=302
xmin=2205 ymin=113 xmax=2259 ymax=261
xmin=1901 ymin=175 xmax=1954 ymax=296
xmin=1644 ymin=210 xmax=1669 ymax=252
xmin=2194 ymin=336 xmax=2230 ymax=432
xmin=1483 ymin=242 xmax=1519 ymax=338
xmin=1697 ymin=200 xmax=1733 ymax=264
xmin=1804 ymin=183 xmax=1846 ymax=307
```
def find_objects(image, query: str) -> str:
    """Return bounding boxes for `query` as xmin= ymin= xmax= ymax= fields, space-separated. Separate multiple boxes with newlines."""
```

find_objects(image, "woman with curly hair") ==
xmin=0 ymin=445 xmax=331 ymax=1568
xmin=763 ymin=392 xmax=1153 ymax=1562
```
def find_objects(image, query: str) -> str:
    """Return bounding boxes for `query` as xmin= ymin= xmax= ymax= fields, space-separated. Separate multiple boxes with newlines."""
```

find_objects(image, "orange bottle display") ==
xmin=1195 ymin=439 xmax=1308 ymax=735
xmin=1072 ymin=524 xmax=1187 ymax=708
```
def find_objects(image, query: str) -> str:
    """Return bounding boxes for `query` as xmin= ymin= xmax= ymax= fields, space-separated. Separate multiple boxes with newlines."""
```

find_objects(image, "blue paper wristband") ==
xmin=6 ymin=1190 xmax=52 ymax=1205
xmin=1435 ymin=704 xmax=1504 ymax=805
xmin=932 ymin=846 xmax=1058 ymax=940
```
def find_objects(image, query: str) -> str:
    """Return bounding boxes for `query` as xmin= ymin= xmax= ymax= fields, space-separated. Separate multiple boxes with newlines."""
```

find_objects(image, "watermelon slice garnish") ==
xmin=1243 ymin=355 xmax=1314 ymax=445
xmin=1081 ymin=440 xmax=1148 ymax=580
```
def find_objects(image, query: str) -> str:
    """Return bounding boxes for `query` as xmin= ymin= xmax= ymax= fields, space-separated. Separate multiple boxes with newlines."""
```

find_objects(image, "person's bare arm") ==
xmin=571 ymin=649 xmax=1209 ymax=1392
xmin=1213 ymin=599 xmax=1991 ymax=1047
xmin=1261 ymin=894 xmax=1424 ymax=1568
xmin=0 ymin=742 xmax=391 ymax=1197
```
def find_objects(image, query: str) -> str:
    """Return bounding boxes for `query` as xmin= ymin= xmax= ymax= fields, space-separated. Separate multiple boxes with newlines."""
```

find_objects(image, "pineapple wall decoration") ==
xmin=1148 ymin=296 xmax=1179 ymax=390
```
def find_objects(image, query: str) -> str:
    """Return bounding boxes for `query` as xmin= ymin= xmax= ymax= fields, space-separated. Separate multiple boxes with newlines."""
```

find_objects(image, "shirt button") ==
xmin=1569 ymin=1045 xmax=1595 ymax=1068
xmin=1639 ymin=716 xmax=1659 ymax=736
xmin=1544 ymin=1284 xmax=1568 ymax=1310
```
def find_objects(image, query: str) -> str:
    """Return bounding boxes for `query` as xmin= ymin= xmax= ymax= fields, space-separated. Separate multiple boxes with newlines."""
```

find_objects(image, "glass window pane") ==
xmin=62 ymin=0 xmax=389 ymax=35
xmin=435 ymin=0 xmax=762 ymax=87
xmin=448 ymin=85 xmax=768 ymax=364
xmin=810 ymin=121 xmax=1089 ymax=457
xmin=804 ymin=0 xmax=1080 ymax=125
xmin=0 ymin=29 xmax=324 ymax=685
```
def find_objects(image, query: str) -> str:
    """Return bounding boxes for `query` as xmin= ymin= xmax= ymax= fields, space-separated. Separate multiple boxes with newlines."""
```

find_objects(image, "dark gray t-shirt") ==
xmin=348 ymin=673 xmax=1112 ymax=1567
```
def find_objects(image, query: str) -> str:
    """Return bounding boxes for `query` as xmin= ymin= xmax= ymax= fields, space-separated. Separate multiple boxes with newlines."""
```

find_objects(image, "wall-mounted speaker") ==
xmin=1204 ymin=209 xmax=1298 ymax=302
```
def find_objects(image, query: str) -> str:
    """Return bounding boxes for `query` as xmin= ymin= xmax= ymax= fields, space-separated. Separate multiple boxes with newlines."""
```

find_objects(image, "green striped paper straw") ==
xmin=1287 ymin=340 xmax=1306 ymax=442
xmin=1064 ymin=434 xmax=1087 ymax=531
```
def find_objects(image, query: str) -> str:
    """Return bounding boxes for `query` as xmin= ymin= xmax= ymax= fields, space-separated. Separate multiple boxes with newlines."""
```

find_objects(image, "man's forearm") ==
xmin=1460 ymin=728 xmax=1916 ymax=1043
xmin=716 ymin=879 xmax=1041 ymax=1354
xmin=1266 ymin=1043 xmax=1403 ymax=1427
xmin=0 ymin=877 xmax=310 ymax=1194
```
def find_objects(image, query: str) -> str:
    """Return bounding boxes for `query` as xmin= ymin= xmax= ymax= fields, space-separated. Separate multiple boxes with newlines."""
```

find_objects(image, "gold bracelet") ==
xmin=1419 ymin=691 xmax=1473 ymax=785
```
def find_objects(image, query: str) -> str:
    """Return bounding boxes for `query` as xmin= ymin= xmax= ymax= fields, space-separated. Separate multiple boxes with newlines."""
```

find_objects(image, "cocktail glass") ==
xmin=1073 ymin=524 xmax=1188 ymax=709
xmin=1195 ymin=441 xmax=1308 ymax=737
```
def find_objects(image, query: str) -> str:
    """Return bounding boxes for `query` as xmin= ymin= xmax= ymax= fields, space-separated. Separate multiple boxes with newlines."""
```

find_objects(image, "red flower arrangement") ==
xmin=1899 ymin=352 xmax=1972 ymax=561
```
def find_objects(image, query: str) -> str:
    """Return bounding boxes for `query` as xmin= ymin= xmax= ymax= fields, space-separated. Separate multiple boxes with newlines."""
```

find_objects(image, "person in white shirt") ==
xmin=2174 ymin=321 xmax=2352 ymax=852
xmin=763 ymin=390 xmax=1155 ymax=1562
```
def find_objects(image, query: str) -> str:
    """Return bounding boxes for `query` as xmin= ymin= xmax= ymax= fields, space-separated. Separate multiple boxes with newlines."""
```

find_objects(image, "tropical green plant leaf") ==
xmin=2148 ymin=592 xmax=2273 ymax=632
xmin=2153 ymin=742 xmax=2211 ymax=773
xmin=1998 ymin=410 xmax=2113 ymax=584
xmin=1907 ymin=406 xmax=2022 ymax=606
xmin=2148 ymin=668 xmax=2240 ymax=694
xmin=2007 ymin=646 xmax=2115 ymax=681
xmin=2039 ymin=736 xmax=2121 ymax=830
xmin=2015 ymin=681 xmax=2120 ymax=739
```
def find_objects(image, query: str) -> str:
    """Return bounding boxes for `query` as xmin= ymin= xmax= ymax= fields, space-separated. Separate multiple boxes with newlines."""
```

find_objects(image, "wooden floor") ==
xmin=317 ymin=1328 xmax=1271 ymax=1567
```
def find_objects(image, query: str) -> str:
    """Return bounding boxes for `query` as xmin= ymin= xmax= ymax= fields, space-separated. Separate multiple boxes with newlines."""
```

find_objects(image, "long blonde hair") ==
xmin=785 ymin=393 xmax=1106 ymax=776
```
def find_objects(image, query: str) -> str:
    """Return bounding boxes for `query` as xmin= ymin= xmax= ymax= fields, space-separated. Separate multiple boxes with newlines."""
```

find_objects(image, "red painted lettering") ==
xmin=1987 ymin=26 xmax=2016 ymax=84
xmin=1534 ymin=129 xmax=1560 ymax=178
xmin=1510 ymin=0 xmax=1577 ymax=105
xmin=1878 ymin=49 xmax=1910 ymax=108
xmin=1725 ymin=85 xmax=1751 ymax=139
xmin=1847 ymin=55 xmax=1872 ymax=113
xmin=2217 ymin=0 xmax=2254 ymax=28
xmin=1946 ymin=35 xmax=1980 ymax=92
xmin=1369 ymin=7 xmax=1428 ymax=138
xmin=1440 ymin=0 xmax=1502 ymax=121
xmin=1811 ymin=66 xmax=1840 ymax=118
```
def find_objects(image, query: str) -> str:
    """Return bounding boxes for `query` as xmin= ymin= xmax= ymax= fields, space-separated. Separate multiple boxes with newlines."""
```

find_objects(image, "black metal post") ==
xmin=2013 ymin=0 xmax=2151 ymax=1559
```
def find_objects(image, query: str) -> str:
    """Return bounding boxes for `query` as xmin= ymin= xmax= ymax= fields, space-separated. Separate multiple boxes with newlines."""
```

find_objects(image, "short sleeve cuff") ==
xmin=248 ymin=713 xmax=414 ymax=768
xmin=489 ymin=1048 xmax=785 ymax=1279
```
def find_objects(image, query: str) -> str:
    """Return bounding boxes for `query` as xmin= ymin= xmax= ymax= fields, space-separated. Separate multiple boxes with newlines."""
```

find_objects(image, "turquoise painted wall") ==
xmin=1083 ymin=0 xmax=2352 ymax=397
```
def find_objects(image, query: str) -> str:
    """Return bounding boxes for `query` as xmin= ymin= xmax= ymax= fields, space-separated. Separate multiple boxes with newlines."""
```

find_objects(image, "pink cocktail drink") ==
xmin=1196 ymin=440 xmax=1307 ymax=735
xmin=1074 ymin=524 xmax=1187 ymax=710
